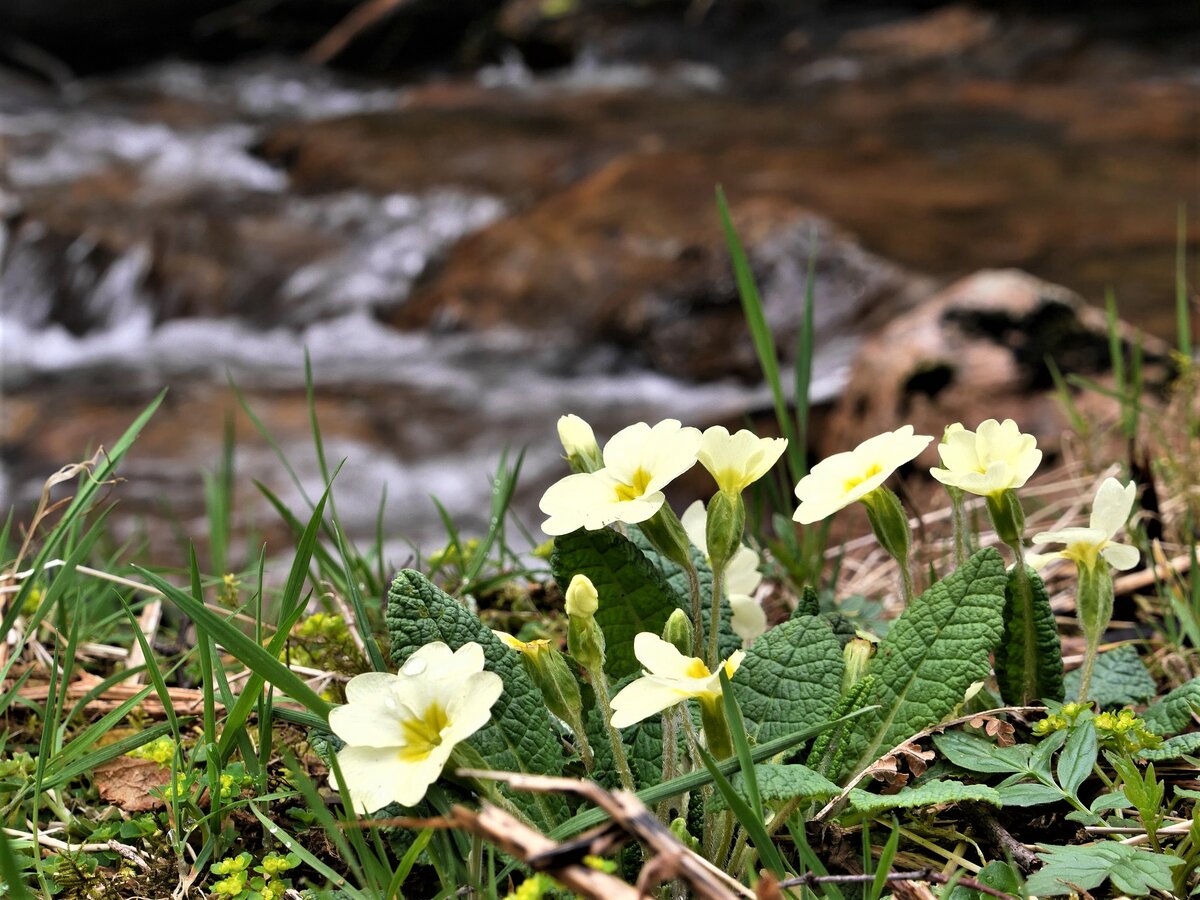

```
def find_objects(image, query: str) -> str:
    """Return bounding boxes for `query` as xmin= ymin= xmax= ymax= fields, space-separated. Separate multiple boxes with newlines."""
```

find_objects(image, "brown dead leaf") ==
xmin=94 ymin=756 xmax=170 ymax=812
xmin=969 ymin=714 xmax=1016 ymax=747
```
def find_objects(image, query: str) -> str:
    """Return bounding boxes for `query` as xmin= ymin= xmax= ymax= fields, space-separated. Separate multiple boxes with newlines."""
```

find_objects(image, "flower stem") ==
xmin=657 ymin=707 xmax=679 ymax=822
xmin=949 ymin=487 xmax=970 ymax=568
xmin=569 ymin=712 xmax=596 ymax=773
xmin=684 ymin=560 xmax=704 ymax=660
xmin=707 ymin=565 xmax=725 ymax=669
xmin=592 ymin=667 xmax=637 ymax=792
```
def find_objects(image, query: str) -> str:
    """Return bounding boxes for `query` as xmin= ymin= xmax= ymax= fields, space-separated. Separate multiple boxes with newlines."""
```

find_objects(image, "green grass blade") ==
xmin=132 ymin=566 xmax=332 ymax=722
xmin=720 ymin=669 xmax=763 ymax=821
xmin=0 ymin=828 xmax=34 ymax=900
xmin=698 ymin=742 xmax=790 ymax=878
xmin=716 ymin=186 xmax=804 ymax=485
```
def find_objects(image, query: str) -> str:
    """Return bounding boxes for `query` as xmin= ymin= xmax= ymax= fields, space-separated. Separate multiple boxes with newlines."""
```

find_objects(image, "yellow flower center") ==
xmin=614 ymin=467 xmax=653 ymax=502
xmin=843 ymin=462 xmax=883 ymax=494
xmin=398 ymin=702 xmax=449 ymax=762
xmin=684 ymin=658 xmax=711 ymax=679
xmin=1062 ymin=541 xmax=1102 ymax=570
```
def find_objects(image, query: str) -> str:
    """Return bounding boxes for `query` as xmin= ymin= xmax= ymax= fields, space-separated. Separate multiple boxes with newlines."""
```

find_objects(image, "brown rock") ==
xmin=823 ymin=269 xmax=1171 ymax=459
xmin=394 ymin=150 xmax=928 ymax=381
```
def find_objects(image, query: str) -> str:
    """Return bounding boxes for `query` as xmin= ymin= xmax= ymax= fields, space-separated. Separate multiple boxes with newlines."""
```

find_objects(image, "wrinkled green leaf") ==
xmin=1064 ymin=644 xmax=1155 ymax=707
xmin=733 ymin=614 xmax=843 ymax=744
xmin=994 ymin=565 xmax=1063 ymax=705
xmin=708 ymin=763 xmax=839 ymax=813
xmin=1142 ymin=676 xmax=1200 ymax=735
xmin=1141 ymin=731 xmax=1200 ymax=761
xmin=552 ymin=528 xmax=681 ymax=679
xmin=842 ymin=549 xmax=1007 ymax=778
xmin=630 ymin=528 xmax=740 ymax=663
xmin=385 ymin=570 xmax=565 ymax=826
xmin=1025 ymin=843 xmax=1182 ymax=896
xmin=848 ymin=779 xmax=1000 ymax=814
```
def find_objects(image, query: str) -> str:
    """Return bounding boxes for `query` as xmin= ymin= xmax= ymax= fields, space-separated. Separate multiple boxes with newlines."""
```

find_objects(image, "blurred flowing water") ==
xmin=0 ymin=28 xmax=1194 ymax=560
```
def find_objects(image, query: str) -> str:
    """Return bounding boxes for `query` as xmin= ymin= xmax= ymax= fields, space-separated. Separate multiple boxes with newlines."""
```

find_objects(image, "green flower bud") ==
xmin=841 ymin=638 xmax=875 ymax=695
xmin=670 ymin=817 xmax=701 ymax=853
xmin=1076 ymin=560 xmax=1115 ymax=648
xmin=662 ymin=609 xmax=693 ymax=656
xmin=985 ymin=488 xmax=1027 ymax=548
xmin=704 ymin=489 xmax=746 ymax=574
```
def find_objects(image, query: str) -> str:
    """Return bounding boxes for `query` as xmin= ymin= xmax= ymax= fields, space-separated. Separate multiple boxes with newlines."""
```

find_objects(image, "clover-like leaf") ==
xmin=841 ymin=549 xmax=1007 ymax=779
xmin=732 ymin=614 xmax=843 ymax=745
xmin=385 ymin=569 xmax=565 ymax=827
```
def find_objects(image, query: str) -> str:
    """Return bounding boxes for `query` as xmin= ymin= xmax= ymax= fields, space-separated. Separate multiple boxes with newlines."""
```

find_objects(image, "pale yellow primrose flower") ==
xmin=1028 ymin=478 xmax=1140 ymax=572
xmin=793 ymin=426 xmax=933 ymax=525
xmin=610 ymin=633 xmax=745 ymax=728
xmin=493 ymin=631 xmax=552 ymax=657
xmin=930 ymin=418 xmax=1042 ymax=497
xmin=698 ymin=426 xmax=788 ymax=494
xmin=539 ymin=419 xmax=701 ymax=535
xmin=681 ymin=500 xmax=766 ymax=643
xmin=329 ymin=642 xmax=501 ymax=813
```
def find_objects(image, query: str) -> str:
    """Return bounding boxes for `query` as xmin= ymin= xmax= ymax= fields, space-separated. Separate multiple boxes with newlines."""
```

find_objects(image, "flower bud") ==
xmin=841 ymin=637 xmax=875 ymax=695
xmin=557 ymin=414 xmax=604 ymax=474
xmin=704 ymin=489 xmax=746 ymax=574
xmin=565 ymin=574 xmax=599 ymax=618
xmin=662 ymin=609 xmax=693 ymax=656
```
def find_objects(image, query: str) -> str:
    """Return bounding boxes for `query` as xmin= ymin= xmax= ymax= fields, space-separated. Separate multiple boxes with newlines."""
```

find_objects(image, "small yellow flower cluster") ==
xmin=210 ymin=853 xmax=252 ymax=898
xmin=1093 ymin=710 xmax=1162 ymax=754
xmin=127 ymin=735 xmax=176 ymax=766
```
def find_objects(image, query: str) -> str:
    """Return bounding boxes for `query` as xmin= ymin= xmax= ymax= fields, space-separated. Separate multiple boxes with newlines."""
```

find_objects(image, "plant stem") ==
xmin=657 ymin=707 xmax=679 ymax=822
xmin=684 ymin=561 xmax=704 ymax=660
xmin=592 ymin=667 xmax=637 ymax=793
xmin=707 ymin=565 xmax=725 ymax=669
xmin=570 ymin=713 xmax=596 ymax=773
xmin=950 ymin=489 xmax=970 ymax=568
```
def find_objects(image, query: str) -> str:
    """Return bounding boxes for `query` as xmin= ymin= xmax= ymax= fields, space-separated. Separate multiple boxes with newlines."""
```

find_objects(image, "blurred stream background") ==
xmin=0 ymin=0 xmax=1196 ymax=564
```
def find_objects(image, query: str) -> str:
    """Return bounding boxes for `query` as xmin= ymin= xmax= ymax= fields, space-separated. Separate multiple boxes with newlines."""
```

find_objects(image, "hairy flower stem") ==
xmin=707 ymin=566 xmax=725 ymax=669
xmin=950 ymin=487 xmax=970 ymax=568
xmin=571 ymin=715 xmax=596 ymax=773
xmin=684 ymin=561 xmax=704 ymax=660
xmin=657 ymin=708 xmax=679 ymax=822
xmin=1075 ymin=563 xmax=1114 ymax=704
xmin=592 ymin=668 xmax=637 ymax=793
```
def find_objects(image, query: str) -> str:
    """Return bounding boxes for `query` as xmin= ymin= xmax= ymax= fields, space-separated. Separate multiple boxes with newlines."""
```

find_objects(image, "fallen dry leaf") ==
xmin=94 ymin=756 xmax=170 ymax=812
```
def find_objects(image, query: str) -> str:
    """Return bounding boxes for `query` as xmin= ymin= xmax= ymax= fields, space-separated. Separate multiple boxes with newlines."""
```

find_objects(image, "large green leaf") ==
xmin=1141 ymin=732 xmax=1200 ymax=761
xmin=385 ymin=569 xmax=565 ymax=827
xmin=1141 ymin=676 xmax=1200 ymax=735
xmin=848 ymin=780 xmax=1001 ymax=814
xmin=551 ymin=528 xmax=683 ymax=679
xmin=1064 ymin=644 xmax=1156 ymax=707
xmin=708 ymin=763 xmax=839 ymax=812
xmin=841 ymin=549 xmax=1007 ymax=779
xmin=994 ymin=565 xmax=1064 ymax=705
xmin=733 ymin=614 xmax=844 ymax=745
xmin=630 ymin=529 xmax=740 ymax=662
